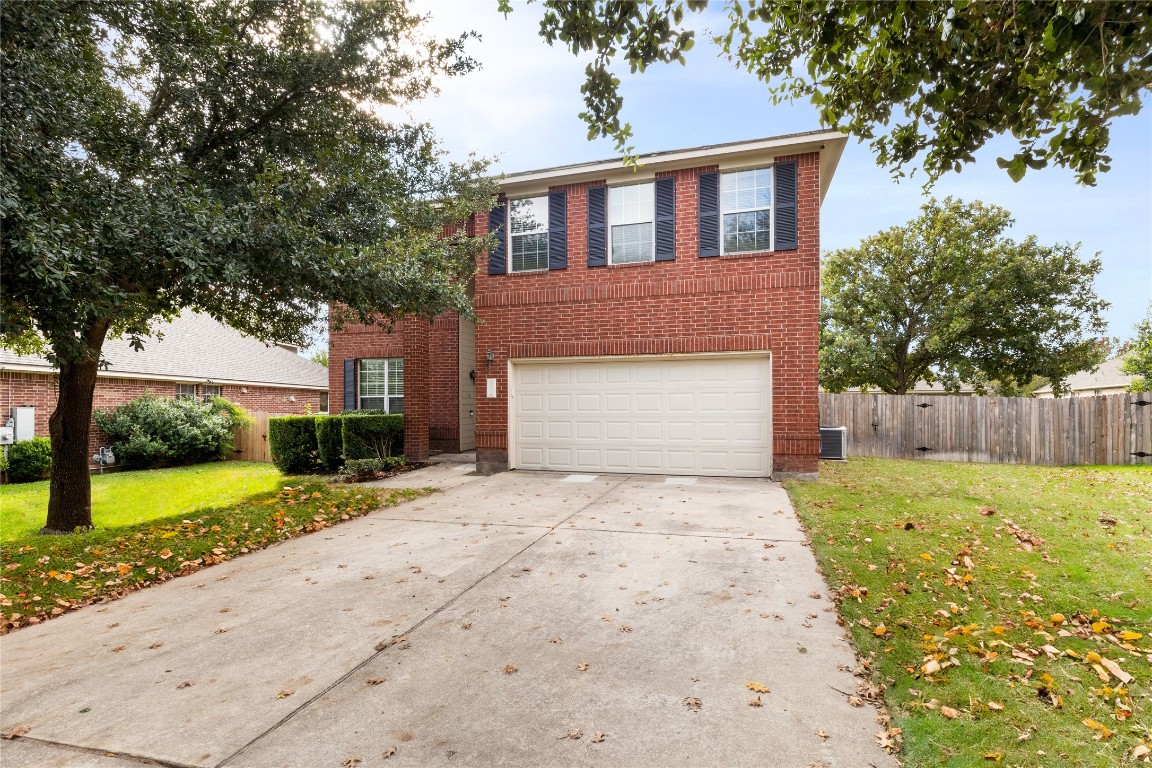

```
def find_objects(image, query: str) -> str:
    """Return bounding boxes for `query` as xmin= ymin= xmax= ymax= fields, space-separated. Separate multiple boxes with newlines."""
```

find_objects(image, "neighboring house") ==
xmin=1033 ymin=357 xmax=1135 ymax=397
xmin=331 ymin=131 xmax=847 ymax=479
xmin=835 ymin=382 xmax=979 ymax=397
xmin=1 ymin=310 xmax=329 ymax=457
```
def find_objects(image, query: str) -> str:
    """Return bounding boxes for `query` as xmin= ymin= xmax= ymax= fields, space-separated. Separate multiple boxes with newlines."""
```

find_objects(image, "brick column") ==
xmin=401 ymin=318 xmax=431 ymax=461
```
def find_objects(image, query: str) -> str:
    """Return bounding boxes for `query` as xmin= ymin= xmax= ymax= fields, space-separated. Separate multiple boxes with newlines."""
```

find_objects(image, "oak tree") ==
xmin=523 ymin=0 xmax=1152 ymax=184
xmin=1121 ymin=304 xmax=1152 ymax=392
xmin=819 ymin=198 xmax=1109 ymax=395
xmin=1 ymin=0 xmax=495 ymax=533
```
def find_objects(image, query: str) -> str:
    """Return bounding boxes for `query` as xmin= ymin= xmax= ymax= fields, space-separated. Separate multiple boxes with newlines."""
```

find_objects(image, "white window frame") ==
xmin=507 ymin=196 xmax=549 ymax=273
xmin=359 ymin=358 xmax=403 ymax=413
xmin=720 ymin=166 xmax=774 ymax=255
xmin=174 ymin=383 xmax=198 ymax=400
xmin=200 ymin=384 xmax=222 ymax=402
xmin=607 ymin=182 xmax=655 ymax=265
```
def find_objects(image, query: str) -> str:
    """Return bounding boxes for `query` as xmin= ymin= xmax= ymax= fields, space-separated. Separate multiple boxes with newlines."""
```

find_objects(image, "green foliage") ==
xmin=341 ymin=414 xmax=404 ymax=460
xmin=0 ymin=449 xmax=8 ymax=474
xmin=6 ymin=438 xmax=52 ymax=484
xmin=0 ymin=0 xmax=497 ymax=527
xmin=820 ymin=198 xmax=1109 ymax=395
xmin=94 ymin=395 xmax=248 ymax=469
xmin=340 ymin=455 xmax=408 ymax=481
xmin=314 ymin=415 xmax=345 ymax=471
xmin=530 ymin=1 xmax=1151 ymax=184
xmin=267 ymin=416 xmax=319 ymax=474
xmin=309 ymin=350 xmax=329 ymax=367
xmin=1122 ymin=304 xmax=1152 ymax=392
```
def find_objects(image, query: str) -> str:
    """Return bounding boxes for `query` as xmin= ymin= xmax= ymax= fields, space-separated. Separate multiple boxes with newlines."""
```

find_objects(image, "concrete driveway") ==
xmin=0 ymin=466 xmax=897 ymax=768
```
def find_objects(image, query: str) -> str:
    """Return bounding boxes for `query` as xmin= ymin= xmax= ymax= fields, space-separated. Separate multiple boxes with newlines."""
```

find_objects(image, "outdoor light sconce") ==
xmin=485 ymin=349 xmax=494 ymax=369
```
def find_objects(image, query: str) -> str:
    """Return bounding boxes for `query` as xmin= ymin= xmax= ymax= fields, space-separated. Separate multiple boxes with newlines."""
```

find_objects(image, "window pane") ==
xmin=608 ymin=183 xmax=653 ymax=226
xmin=388 ymin=396 xmax=404 ymax=414
xmin=175 ymin=384 xmax=197 ymax=399
xmin=511 ymin=231 xmax=548 ymax=272
xmin=201 ymin=385 xmax=222 ymax=402
xmin=360 ymin=359 xmax=388 ymax=399
xmin=509 ymin=196 xmax=548 ymax=234
xmin=360 ymin=396 xmax=389 ymax=410
xmin=611 ymin=222 xmax=654 ymax=263
xmin=723 ymin=210 xmax=772 ymax=253
xmin=721 ymin=167 xmax=772 ymax=212
xmin=387 ymin=358 xmax=403 ymax=397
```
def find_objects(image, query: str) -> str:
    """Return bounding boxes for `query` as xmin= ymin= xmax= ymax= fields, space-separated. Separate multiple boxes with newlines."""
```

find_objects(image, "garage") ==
xmin=510 ymin=354 xmax=771 ymax=477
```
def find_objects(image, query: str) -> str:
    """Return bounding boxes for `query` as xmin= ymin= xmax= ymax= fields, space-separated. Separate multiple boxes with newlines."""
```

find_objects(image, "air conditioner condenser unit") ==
xmin=819 ymin=426 xmax=847 ymax=461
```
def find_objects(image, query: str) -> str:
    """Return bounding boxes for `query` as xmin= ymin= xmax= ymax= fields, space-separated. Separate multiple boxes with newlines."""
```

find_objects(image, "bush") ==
xmin=340 ymin=455 xmax=407 ymax=481
xmin=7 ymin=437 xmax=52 ymax=483
xmin=268 ymin=415 xmax=319 ymax=473
xmin=341 ymin=413 xmax=404 ymax=460
xmin=95 ymin=394 xmax=249 ymax=469
xmin=314 ymin=415 xmax=344 ymax=471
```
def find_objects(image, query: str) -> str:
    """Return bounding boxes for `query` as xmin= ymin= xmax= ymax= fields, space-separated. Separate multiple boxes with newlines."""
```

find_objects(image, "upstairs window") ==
xmin=359 ymin=358 xmax=404 ymax=413
xmin=608 ymin=183 xmax=654 ymax=264
xmin=509 ymin=196 xmax=549 ymax=272
xmin=721 ymin=167 xmax=772 ymax=254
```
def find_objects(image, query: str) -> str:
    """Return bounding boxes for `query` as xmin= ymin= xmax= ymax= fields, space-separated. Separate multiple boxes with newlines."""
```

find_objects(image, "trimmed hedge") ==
xmin=341 ymin=414 xmax=404 ymax=460
xmin=340 ymin=455 xmax=407 ymax=481
xmin=268 ymin=415 xmax=318 ymax=473
xmin=7 ymin=437 xmax=52 ymax=483
xmin=314 ymin=415 xmax=344 ymax=471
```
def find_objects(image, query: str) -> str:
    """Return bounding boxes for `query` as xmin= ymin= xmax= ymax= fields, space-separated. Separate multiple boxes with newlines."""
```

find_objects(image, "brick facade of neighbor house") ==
xmin=330 ymin=132 xmax=845 ymax=478
xmin=1 ymin=371 xmax=324 ymax=457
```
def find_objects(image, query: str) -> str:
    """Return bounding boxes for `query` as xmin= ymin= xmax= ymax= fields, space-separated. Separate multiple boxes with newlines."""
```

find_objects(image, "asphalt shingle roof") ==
xmin=0 ymin=311 xmax=327 ymax=389
xmin=1033 ymin=357 xmax=1134 ymax=395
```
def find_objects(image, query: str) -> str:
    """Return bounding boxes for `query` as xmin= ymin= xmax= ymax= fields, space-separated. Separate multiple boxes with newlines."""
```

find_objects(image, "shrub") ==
xmin=340 ymin=455 xmax=407 ymax=481
xmin=94 ymin=394 xmax=249 ymax=469
xmin=314 ymin=415 xmax=344 ymax=471
xmin=7 ymin=437 xmax=52 ymax=483
xmin=341 ymin=413 xmax=404 ymax=460
xmin=268 ymin=415 xmax=319 ymax=473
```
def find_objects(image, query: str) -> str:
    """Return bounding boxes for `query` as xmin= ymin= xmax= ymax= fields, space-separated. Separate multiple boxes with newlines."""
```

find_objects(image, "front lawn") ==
xmin=786 ymin=459 xmax=1151 ymax=767
xmin=1 ymin=461 xmax=285 ymax=540
xmin=1 ymin=466 xmax=429 ymax=632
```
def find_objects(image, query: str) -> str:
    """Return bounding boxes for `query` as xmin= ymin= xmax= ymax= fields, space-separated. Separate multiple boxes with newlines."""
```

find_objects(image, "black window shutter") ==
xmin=343 ymin=359 xmax=356 ymax=412
xmin=587 ymin=186 xmax=607 ymax=267
xmin=654 ymin=177 xmax=676 ymax=261
xmin=487 ymin=201 xmax=507 ymax=275
xmin=697 ymin=172 xmax=719 ymax=257
xmin=774 ymin=161 xmax=798 ymax=251
xmin=548 ymin=190 xmax=567 ymax=270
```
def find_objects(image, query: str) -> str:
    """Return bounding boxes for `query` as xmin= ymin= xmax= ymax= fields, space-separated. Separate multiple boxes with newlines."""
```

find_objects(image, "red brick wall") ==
xmin=1 ymin=371 xmax=323 ymax=461
xmin=471 ymin=152 xmax=822 ymax=475
xmin=328 ymin=151 xmax=823 ymax=476
xmin=328 ymin=315 xmax=462 ymax=454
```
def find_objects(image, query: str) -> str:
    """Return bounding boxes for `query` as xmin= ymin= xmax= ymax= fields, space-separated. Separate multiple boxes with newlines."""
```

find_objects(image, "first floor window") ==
xmin=175 ymin=383 xmax=197 ymax=399
xmin=319 ymin=392 xmax=329 ymax=413
xmin=509 ymin=196 xmax=549 ymax=272
xmin=609 ymin=182 xmax=654 ymax=264
xmin=359 ymin=358 xmax=403 ymax=413
xmin=721 ymin=167 xmax=772 ymax=253
xmin=201 ymin=385 xmax=222 ymax=402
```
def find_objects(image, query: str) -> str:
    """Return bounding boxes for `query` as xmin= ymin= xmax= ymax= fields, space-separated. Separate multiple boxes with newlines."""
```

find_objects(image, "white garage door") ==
xmin=511 ymin=355 xmax=771 ymax=477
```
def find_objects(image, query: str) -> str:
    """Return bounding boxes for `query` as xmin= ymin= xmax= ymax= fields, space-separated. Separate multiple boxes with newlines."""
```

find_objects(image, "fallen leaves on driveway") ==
xmin=745 ymin=682 xmax=770 ymax=693
xmin=590 ymin=731 xmax=606 ymax=743
xmin=503 ymin=664 xmax=518 ymax=675
xmin=683 ymin=697 xmax=703 ymax=712
xmin=1 ymin=725 xmax=30 ymax=740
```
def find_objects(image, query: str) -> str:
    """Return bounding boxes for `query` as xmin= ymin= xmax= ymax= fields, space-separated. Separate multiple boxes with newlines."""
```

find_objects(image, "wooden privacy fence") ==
xmin=819 ymin=393 xmax=1152 ymax=466
xmin=229 ymin=411 xmax=278 ymax=463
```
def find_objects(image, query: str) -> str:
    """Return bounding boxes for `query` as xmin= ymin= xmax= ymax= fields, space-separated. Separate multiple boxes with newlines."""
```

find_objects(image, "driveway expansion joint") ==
xmin=8 ymin=736 xmax=190 ymax=768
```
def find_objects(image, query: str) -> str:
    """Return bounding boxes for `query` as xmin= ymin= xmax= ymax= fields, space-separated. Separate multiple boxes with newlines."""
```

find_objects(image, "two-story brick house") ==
xmin=329 ymin=130 xmax=846 ymax=479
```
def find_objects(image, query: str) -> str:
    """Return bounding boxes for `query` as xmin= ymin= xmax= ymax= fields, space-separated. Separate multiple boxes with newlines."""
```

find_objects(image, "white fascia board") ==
xmin=500 ymin=131 xmax=848 ymax=203
xmin=0 ymin=364 xmax=326 ymax=391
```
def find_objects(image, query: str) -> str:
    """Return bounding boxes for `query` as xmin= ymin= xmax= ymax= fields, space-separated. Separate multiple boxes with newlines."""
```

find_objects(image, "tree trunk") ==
xmin=43 ymin=319 xmax=110 ymax=534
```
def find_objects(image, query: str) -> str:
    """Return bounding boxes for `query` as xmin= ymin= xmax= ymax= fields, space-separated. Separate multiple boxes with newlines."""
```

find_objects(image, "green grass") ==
xmin=785 ymin=459 xmax=1152 ymax=767
xmin=0 ymin=462 xmax=285 ymax=540
xmin=1 ymin=467 xmax=431 ymax=632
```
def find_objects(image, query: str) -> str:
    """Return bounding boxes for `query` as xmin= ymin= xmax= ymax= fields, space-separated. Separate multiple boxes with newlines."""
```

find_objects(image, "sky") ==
xmin=396 ymin=0 xmax=1152 ymax=346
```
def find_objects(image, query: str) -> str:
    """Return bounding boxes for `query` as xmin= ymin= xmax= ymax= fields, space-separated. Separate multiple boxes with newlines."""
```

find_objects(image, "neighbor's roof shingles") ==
xmin=0 ymin=311 xmax=327 ymax=389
